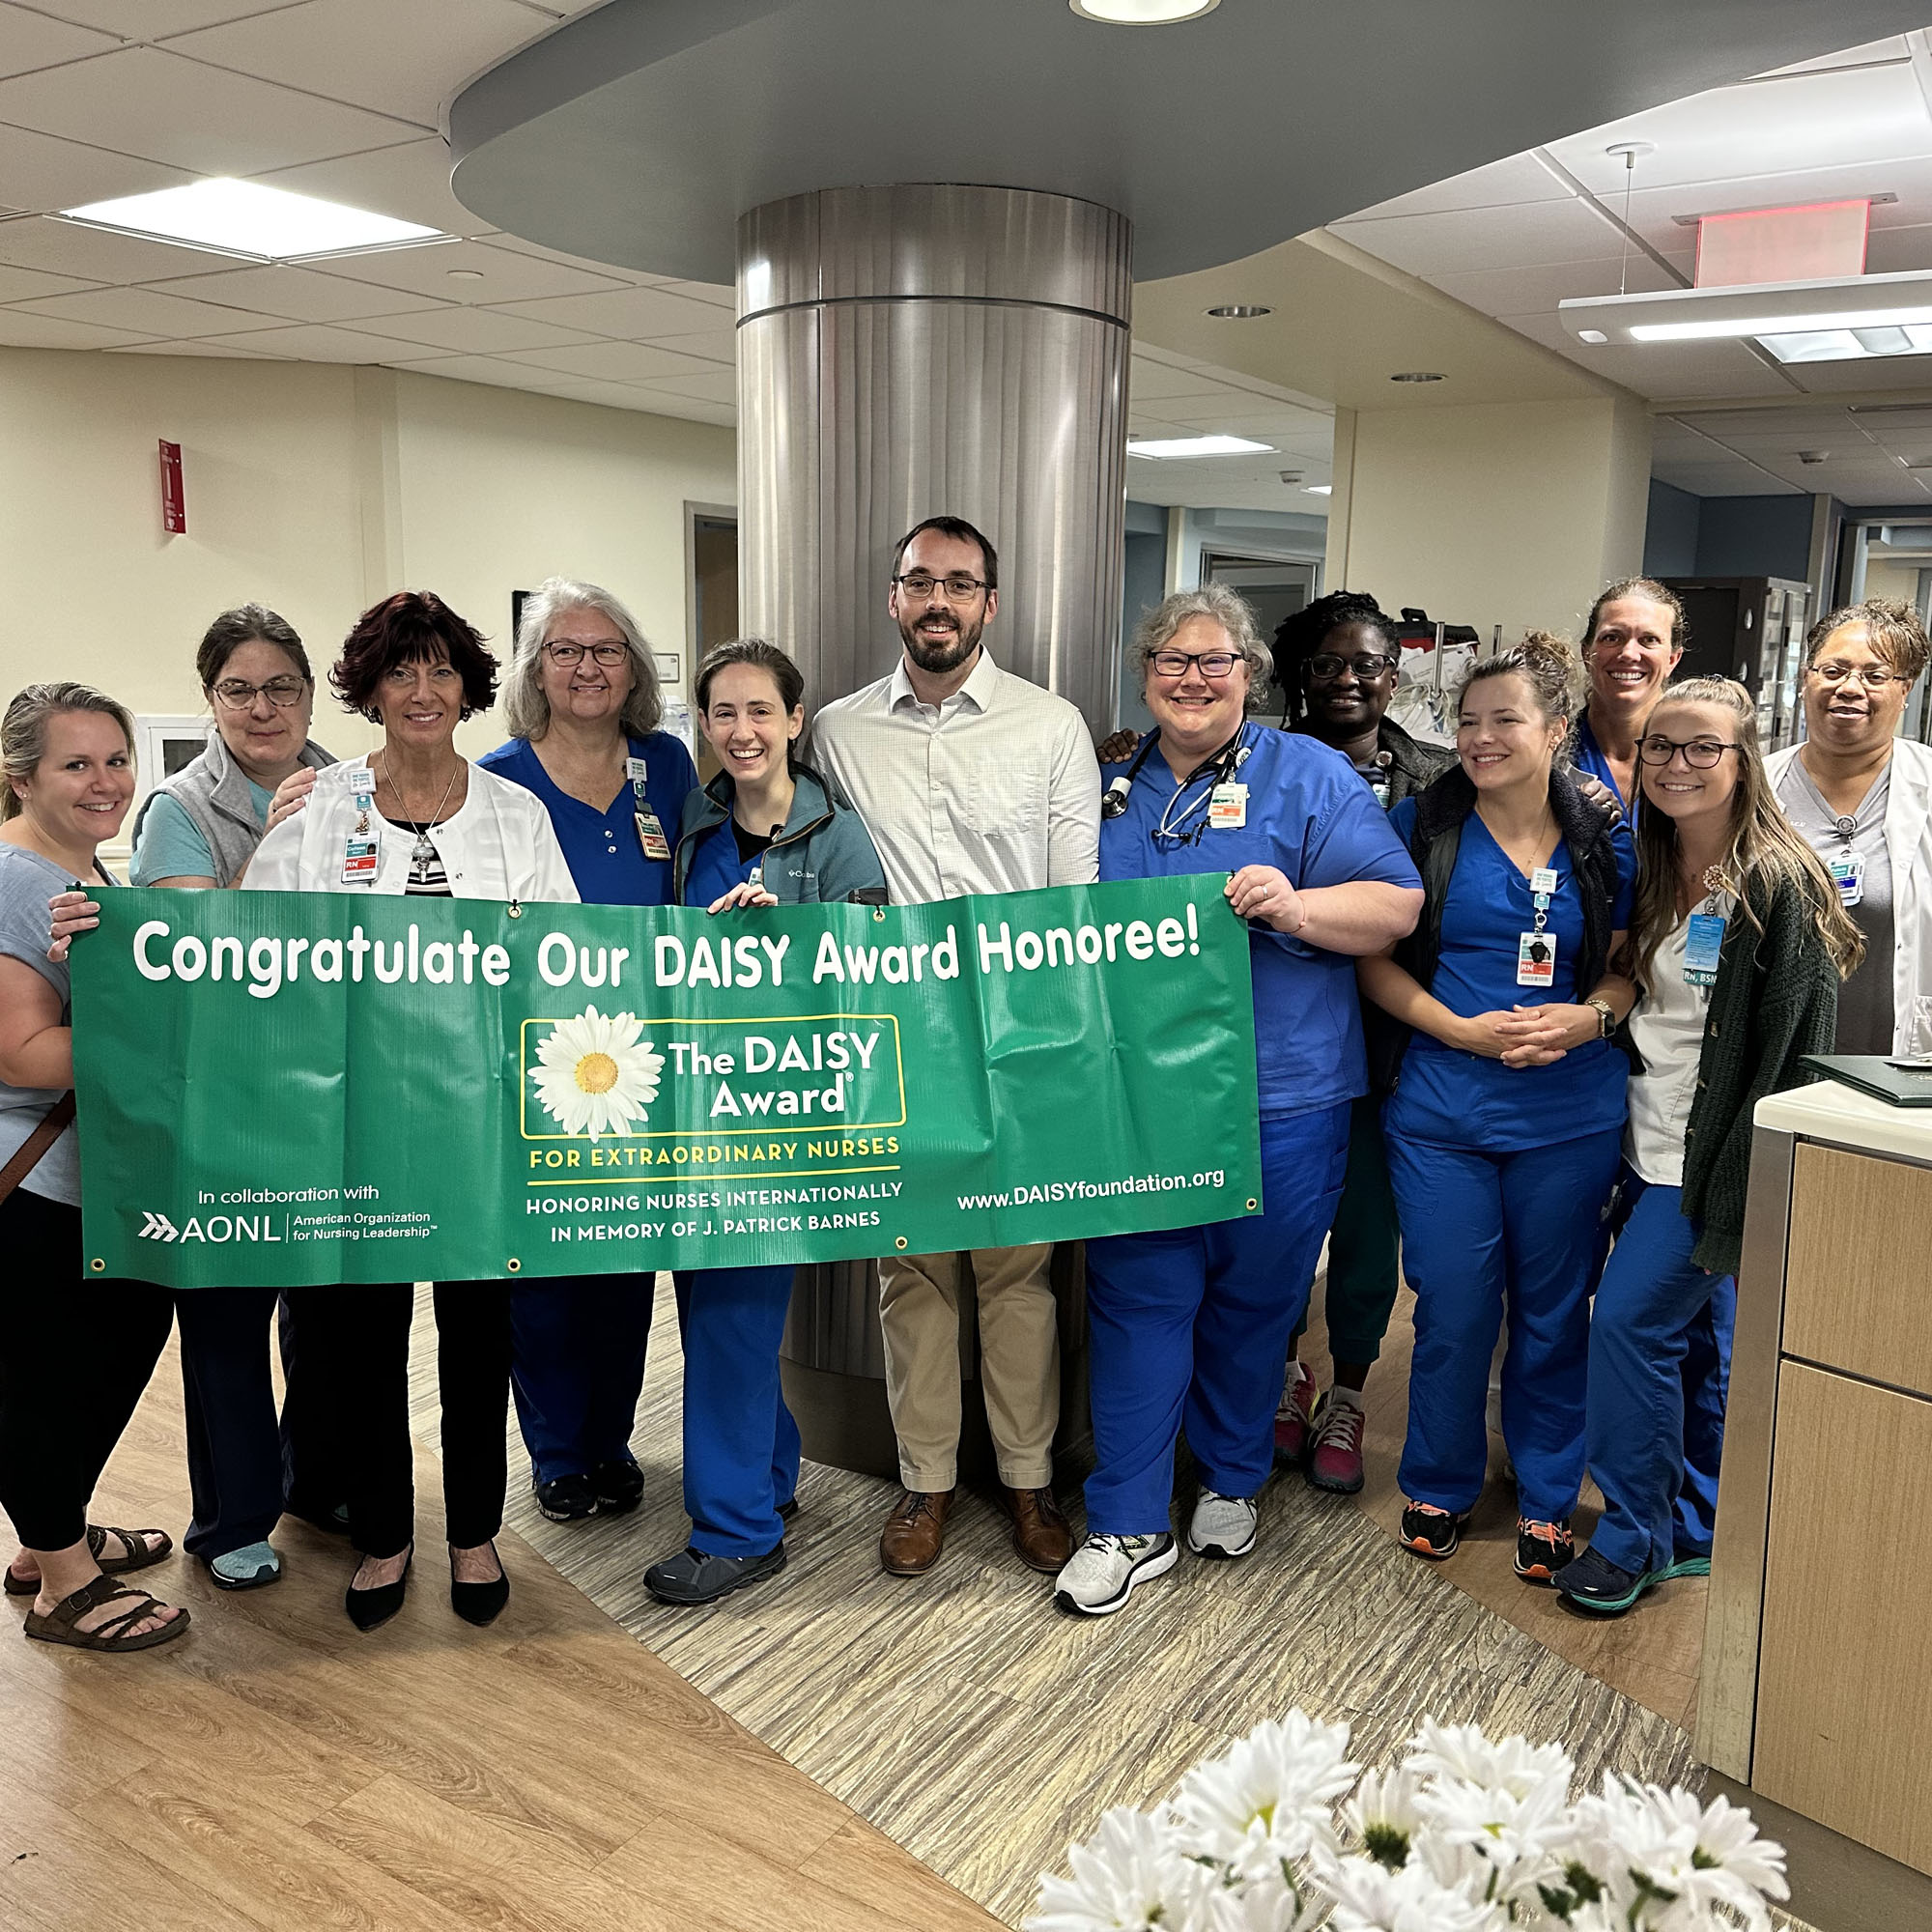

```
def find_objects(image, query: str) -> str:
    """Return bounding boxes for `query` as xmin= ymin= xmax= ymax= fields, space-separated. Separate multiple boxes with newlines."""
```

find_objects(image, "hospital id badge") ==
xmin=341 ymin=835 xmax=378 ymax=885
xmin=636 ymin=810 xmax=670 ymax=862
xmin=1684 ymin=912 xmax=1725 ymax=986
xmin=1208 ymin=782 xmax=1247 ymax=829
xmin=1829 ymin=852 xmax=1863 ymax=908
xmin=1517 ymin=929 xmax=1556 ymax=988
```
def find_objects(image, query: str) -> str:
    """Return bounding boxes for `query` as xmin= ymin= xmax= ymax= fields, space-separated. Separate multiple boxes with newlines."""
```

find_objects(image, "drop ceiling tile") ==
xmin=1343 ymin=151 xmax=1572 ymax=222
xmin=33 ymin=1 xmax=299 ymax=34
xmin=494 ymin=284 xmax=748 ymax=339
xmin=0 ymin=213 xmax=230 ymax=281
xmin=497 ymin=338 xmax=723 ymax=383
xmin=654 ymin=277 xmax=733 ymax=308
xmin=1427 ymin=254 xmax=1687 ymax=315
xmin=355 ymin=304 xmax=597 ymax=354
xmin=314 ymin=235 xmax=627 ymax=303
xmin=1865 ymin=222 xmax=1932 ymax=274
xmin=0 ymin=4 xmax=121 ymax=79
xmin=0 ymin=45 xmax=418 ymax=174
xmin=0 ymin=260 xmax=98 ymax=300
xmin=641 ymin=396 xmax=734 ymax=427
xmin=510 ymin=373 xmax=662 ymax=412
xmin=186 ymin=320 xmax=452 ymax=360
xmin=1332 ymin=198 xmax=1627 ymax=277
xmin=1128 ymin=361 xmax=1246 ymax=403
xmin=397 ymin=353 xmax=567 ymax=390
xmin=474 ymin=229 xmax=663 ymax=284
xmin=146 ymin=261 xmax=446 ymax=322
xmin=253 ymin=137 xmax=488 ymax=239
xmin=630 ymin=367 xmax=735 ymax=404
xmin=104 ymin=334 xmax=287 ymax=356
xmin=167 ymin=0 xmax=547 ymax=131
xmin=0 ymin=306 xmax=152 ymax=347
xmin=1784 ymin=353 xmax=1932 ymax=393
xmin=8 ymin=283 xmax=272 ymax=333
xmin=635 ymin=327 xmax=735 ymax=364
xmin=0 ymin=123 xmax=190 ymax=212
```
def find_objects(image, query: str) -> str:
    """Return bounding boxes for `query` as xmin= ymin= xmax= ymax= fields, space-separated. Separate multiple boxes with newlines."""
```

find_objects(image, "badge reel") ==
xmin=629 ymin=754 xmax=671 ymax=863
xmin=1516 ymin=865 xmax=1557 ymax=990
xmin=341 ymin=765 xmax=378 ymax=886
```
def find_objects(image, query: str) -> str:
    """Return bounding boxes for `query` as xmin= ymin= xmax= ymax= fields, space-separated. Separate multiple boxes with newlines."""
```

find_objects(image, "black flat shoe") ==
xmin=534 ymin=1472 xmax=598 ymax=1521
xmin=450 ymin=1542 xmax=509 ymax=1627
xmin=346 ymin=1544 xmax=412 ymax=1632
xmin=589 ymin=1458 xmax=644 ymax=1515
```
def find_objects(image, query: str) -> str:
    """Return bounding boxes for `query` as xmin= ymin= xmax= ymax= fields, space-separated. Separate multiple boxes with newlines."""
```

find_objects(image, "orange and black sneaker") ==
xmin=1514 ymin=1517 xmax=1575 ymax=1584
xmin=1399 ymin=1500 xmax=1468 ymax=1560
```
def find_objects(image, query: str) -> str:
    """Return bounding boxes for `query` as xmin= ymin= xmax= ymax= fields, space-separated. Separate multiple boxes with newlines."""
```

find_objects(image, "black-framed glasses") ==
xmin=1305 ymin=652 xmax=1398 ymax=680
xmin=1150 ymin=649 xmax=1242 ymax=680
xmin=1637 ymin=734 xmax=1741 ymax=768
xmin=894 ymin=572 xmax=989 ymax=602
xmin=543 ymin=641 xmax=629 ymax=668
xmin=1807 ymin=661 xmax=1902 ymax=688
xmin=212 ymin=676 xmax=307 ymax=710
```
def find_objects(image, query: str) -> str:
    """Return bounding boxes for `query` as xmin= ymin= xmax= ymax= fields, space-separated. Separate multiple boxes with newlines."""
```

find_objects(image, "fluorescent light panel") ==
xmin=1559 ymin=269 xmax=1932 ymax=348
xmin=60 ymin=179 xmax=444 ymax=263
xmin=1126 ymin=434 xmax=1272 ymax=458
xmin=1633 ymin=302 xmax=1932 ymax=342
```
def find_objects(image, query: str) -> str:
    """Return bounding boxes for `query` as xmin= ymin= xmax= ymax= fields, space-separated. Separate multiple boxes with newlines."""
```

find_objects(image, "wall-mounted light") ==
xmin=1070 ymin=0 xmax=1218 ymax=22
xmin=1207 ymin=303 xmax=1271 ymax=318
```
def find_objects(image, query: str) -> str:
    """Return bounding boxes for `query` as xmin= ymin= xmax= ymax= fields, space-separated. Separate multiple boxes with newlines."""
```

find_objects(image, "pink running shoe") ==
xmin=1306 ymin=1391 xmax=1366 ymax=1494
xmin=1273 ymin=1359 xmax=1317 ymax=1465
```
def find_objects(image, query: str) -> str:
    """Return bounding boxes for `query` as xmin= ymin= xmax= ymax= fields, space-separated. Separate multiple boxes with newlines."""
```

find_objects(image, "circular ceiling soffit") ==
xmin=1069 ymin=0 xmax=1219 ymax=23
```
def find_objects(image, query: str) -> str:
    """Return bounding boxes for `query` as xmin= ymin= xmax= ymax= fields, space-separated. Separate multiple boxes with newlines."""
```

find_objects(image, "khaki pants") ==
xmin=878 ymin=1244 xmax=1059 ymax=1492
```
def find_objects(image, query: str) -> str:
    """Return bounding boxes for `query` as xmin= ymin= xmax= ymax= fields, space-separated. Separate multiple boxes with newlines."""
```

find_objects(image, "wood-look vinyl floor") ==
xmin=0 ymin=1334 xmax=997 ymax=1932
xmin=475 ymin=1279 xmax=1713 ymax=1927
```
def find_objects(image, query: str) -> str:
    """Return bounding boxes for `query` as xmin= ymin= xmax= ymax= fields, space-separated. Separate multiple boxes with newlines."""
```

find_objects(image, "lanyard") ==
xmin=1103 ymin=731 xmax=1248 ymax=845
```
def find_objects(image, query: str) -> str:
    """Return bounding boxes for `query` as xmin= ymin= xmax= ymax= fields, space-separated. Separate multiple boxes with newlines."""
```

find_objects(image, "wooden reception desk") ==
xmin=1697 ymin=1079 xmax=1932 ymax=1878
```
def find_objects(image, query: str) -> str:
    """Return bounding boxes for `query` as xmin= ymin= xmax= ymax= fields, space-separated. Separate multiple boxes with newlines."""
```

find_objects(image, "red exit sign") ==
xmin=159 ymin=439 xmax=185 ymax=534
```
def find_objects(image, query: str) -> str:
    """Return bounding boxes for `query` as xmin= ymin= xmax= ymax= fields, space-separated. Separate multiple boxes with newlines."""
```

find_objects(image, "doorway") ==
xmin=685 ymin=506 xmax=739 ymax=778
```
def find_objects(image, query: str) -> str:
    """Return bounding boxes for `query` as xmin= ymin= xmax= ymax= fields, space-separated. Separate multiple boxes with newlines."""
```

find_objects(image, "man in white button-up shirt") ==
xmin=812 ymin=517 xmax=1101 ymax=1579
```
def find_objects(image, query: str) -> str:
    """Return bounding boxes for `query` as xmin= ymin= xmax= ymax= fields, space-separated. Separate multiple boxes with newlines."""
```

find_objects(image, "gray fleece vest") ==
xmin=132 ymin=726 xmax=335 ymax=886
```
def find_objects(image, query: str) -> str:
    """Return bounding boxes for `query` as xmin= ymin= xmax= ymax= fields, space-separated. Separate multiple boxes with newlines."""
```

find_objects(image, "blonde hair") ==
xmin=1456 ymin=630 xmax=1582 ymax=729
xmin=1133 ymin=584 xmax=1276 ymax=714
xmin=3 ymin=681 xmax=135 ymax=822
xmin=1627 ymin=677 xmax=1863 ymax=988
xmin=502 ymin=577 xmax=662 ymax=742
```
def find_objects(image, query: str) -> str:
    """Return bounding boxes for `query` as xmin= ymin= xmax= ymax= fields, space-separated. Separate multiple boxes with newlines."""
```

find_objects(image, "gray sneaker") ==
xmin=1186 ymin=1488 xmax=1259 ymax=1558
xmin=1053 ymin=1532 xmax=1178 ymax=1616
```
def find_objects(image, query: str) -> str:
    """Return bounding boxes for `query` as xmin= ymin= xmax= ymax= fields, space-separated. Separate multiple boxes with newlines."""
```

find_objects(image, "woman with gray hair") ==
xmin=477 ymin=577 xmax=697 ymax=1525
xmin=1054 ymin=585 xmax=1424 ymax=1617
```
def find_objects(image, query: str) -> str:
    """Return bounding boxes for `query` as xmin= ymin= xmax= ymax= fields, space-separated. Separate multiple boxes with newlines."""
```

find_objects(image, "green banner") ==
xmin=71 ymin=878 xmax=1261 ymax=1287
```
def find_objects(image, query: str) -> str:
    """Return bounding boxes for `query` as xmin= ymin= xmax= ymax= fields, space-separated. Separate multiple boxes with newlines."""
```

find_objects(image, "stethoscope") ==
xmin=1101 ymin=728 xmax=1251 ymax=844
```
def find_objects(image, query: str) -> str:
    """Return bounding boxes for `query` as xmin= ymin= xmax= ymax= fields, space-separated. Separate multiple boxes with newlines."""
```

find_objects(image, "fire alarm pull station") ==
xmin=159 ymin=440 xmax=185 ymax=534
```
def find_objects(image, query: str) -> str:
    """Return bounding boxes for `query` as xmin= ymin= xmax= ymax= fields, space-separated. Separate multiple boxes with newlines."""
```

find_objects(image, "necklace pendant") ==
xmin=412 ymin=832 xmax=434 ymax=864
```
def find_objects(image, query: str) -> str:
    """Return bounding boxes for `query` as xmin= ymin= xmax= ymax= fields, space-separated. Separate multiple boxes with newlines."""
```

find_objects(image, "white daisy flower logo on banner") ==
xmin=528 ymin=1006 xmax=665 ymax=1138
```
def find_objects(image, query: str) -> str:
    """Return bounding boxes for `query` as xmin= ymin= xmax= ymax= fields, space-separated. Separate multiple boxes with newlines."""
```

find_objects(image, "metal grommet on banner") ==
xmin=89 ymin=1257 xmax=104 ymax=1272
xmin=506 ymin=1258 xmax=521 ymax=1272
xmin=1245 ymin=1198 xmax=1259 ymax=1213
xmin=506 ymin=898 xmax=523 ymax=919
xmin=873 ymin=906 xmax=886 ymax=923
xmin=895 ymin=1236 xmax=908 ymax=1250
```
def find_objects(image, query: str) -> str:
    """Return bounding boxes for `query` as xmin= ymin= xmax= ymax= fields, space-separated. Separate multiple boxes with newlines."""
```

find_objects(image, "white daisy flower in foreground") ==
xmin=1024 ymin=1804 xmax=1208 ymax=1932
xmin=528 ymin=1006 xmax=664 ymax=1138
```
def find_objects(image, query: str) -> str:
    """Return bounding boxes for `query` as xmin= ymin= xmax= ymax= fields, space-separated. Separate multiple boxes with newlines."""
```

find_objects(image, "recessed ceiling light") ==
xmin=1207 ymin=303 xmax=1270 ymax=319
xmin=1126 ymin=434 xmax=1273 ymax=458
xmin=1069 ymin=0 xmax=1218 ymax=22
xmin=447 ymin=269 xmax=486 ymax=281
xmin=1389 ymin=371 xmax=1445 ymax=384
xmin=59 ymin=179 xmax=445 ymax=264
xmin=1303 ymin=484 xmax=1333 ymax=496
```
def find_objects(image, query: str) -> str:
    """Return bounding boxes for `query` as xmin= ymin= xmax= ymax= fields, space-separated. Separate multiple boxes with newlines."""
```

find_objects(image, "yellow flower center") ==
xmin=574 ymin=1051 xmax=620 ymax=1094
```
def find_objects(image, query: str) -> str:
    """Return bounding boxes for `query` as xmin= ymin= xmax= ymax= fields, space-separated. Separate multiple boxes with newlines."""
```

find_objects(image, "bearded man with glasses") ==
xmin=811 ymin=515 xmax=1101 ymax=1580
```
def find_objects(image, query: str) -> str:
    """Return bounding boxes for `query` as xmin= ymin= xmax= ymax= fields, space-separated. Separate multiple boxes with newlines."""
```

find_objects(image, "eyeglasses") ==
xmin=894 ymin=572 xmax=989 ymax=602
xmin=211 ymin=676 xmax=307 ymax=710
xmin=543 ymin=641 xmax=629 ymax=668
xmin=1637 ymin=734 xmax=1741 ymax=768
xmin=1306 ymin=652 xmax=1397 ymax=680
xmin=1807 ymin=661 xmax=1903 ymax=688
xmin=1150 ymin=650 xmax=1243 ymax=680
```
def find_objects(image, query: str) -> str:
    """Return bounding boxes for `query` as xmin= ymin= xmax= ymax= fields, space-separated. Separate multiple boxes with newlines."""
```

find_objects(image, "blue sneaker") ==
xmin=1553 ymin=1546 xmax=1710 ymax=1616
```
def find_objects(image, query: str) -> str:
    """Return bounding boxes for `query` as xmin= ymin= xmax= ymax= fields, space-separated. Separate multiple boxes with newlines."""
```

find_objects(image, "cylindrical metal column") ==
xmin=735 ymin=184 xmax=1131 ymax=732
xmin=741 ymin=184 xmax=1127 ymax=1479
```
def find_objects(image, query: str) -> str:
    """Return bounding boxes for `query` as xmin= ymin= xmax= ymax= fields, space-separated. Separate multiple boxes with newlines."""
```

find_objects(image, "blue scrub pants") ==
xmin=177 ymin=1286 xmax=285 ymax=1562
xmin=1386 ymin=1125 xmax=1622 ymax=1523
xmin=1083 ymin=1102 xmax=1350 ymax=1536
xmin=510 ymin=1274 xmax=655 ymax=1486
xmin=1585 ymin=1171 xmax=1736 ymax=1575
xmin=672 ymin=1265 xmax=801 ymax=1558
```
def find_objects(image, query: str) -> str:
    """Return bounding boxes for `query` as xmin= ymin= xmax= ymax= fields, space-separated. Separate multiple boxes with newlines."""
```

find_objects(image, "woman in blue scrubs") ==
xmin=644 ymin=638 xmax=886 ymax=1605
xmin=478 ymin=578 xmax=697 ymax=1524
xmin=1053 ymin=585 xmax=1423 ymax=1618
xmin=1359 ymin=634 xmax=1636 ymax=1584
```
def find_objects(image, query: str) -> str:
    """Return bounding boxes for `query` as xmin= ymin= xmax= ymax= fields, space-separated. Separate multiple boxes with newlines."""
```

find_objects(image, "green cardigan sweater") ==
xmin=1663 ymin=867 xmax=1840 ymax=1276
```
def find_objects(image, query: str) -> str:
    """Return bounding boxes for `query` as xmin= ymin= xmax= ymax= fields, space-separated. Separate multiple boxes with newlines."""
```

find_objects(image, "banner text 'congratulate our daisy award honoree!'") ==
xmin=71 ymin=876 xmax=1262 ymax=1289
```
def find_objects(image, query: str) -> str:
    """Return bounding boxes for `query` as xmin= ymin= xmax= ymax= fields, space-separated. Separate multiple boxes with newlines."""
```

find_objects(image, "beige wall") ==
xmin=1861 ymin=556 xmax=1923 ymax=609
xmin=0 ymin=346 xmax=736 ymax=781
xmin=1324 ymin=394 xmax=1653 ymax=645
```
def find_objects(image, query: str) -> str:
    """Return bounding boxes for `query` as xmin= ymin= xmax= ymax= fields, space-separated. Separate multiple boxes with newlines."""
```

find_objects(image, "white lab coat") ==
xmin=1768 ymin=735 xmax=1932 ymax=1053
xmin=244 ymin=756 xmax=580 ymax=904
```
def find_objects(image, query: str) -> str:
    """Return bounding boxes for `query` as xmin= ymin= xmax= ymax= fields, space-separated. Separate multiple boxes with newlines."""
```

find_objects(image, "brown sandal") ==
xmin=5 ymin=1524 xmax=172 ymax=1596
xmin=23 ymin=1575 xmax=190 ymax=1652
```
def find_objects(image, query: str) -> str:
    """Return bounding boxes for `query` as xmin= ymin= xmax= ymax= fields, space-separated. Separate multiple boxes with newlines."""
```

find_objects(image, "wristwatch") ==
xmin=1585 ymin=996 xmax=1617 ymax=1040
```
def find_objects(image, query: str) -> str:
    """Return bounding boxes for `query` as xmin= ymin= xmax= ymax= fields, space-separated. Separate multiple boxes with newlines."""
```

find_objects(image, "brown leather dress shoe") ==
xmin=879 ymin=1490 xmax=953 ymax=1576
xmin=1005 ymin=1486 xmax=1073 ymax=1573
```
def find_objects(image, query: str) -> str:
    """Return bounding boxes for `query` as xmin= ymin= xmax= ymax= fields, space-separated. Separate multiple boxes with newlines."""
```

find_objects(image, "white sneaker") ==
xmin=1054 ymin=1532 xmax=1178 ymax=1616
xmin=1187 ymin=1488 xmax=1260 ymax=1559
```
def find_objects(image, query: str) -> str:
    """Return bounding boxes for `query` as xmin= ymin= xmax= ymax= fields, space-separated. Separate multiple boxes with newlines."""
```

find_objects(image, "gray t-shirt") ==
xmin=1776 ymin=756 xmax=1894 ymax=1055
xmin=0 ymin=842 xmax=96 ymax=1205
